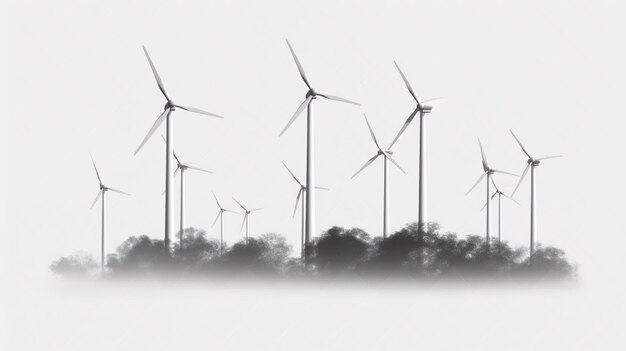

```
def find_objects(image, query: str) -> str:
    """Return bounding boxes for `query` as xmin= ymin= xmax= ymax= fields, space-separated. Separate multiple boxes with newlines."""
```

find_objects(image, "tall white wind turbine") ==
xmin=509 ymin=130 xmax=562 ymax=261
xmin=282 ymin=162 xmax=329 ymax=260
xmin=134 ymin=46 xmax=224 ymax=255
xmin=211 ymin=192 xmax=239 ymax=256
xmin=233 ymin=198 xmax=263 ymax=244
xmin=466 ymin=138 xmax=516 ymax=245
xmin=480 ymin=178 xmax=520 ymax=243
xmin=351 ymin=114 xmax=406 ymax=239
xmin=387 ymin=61 xmax=441 ymax=233
xmin=90 ymin=157 xmax=130 ymax=274
xmin=279 ymin=40 xmax=360 ymax=264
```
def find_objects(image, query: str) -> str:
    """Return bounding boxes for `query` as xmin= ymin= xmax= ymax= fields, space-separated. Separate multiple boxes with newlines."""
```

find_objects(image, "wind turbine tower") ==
xmin=481 ymin=178 xmax=520 ymax=243
xmin=351 ymin=114 xmax=406 ymax=239
xmin=466 ymin=138 xmax=516 ymax=245
xmin=279 ymin=40 xmax=360 ymax=264
xmin=134 ymin=46 xmax=223 ymax=255
xmin=282 ymin=162 xmax=329 ymax=260
xmin=510 ymin=130 xmax=562 ymax=261
xmin=233 ymin=198 xmax=263 ymax=244
xmin=388 ymin=62 xmax=441 ymax=233
xmin=211 ymin=192 xmax=238 ymax=256
xmin=90 ymin=157 xmax=130 ymax=274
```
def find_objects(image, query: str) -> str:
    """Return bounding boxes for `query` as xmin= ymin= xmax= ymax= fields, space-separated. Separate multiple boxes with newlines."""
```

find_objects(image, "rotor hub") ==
xmin=166 ymin=100 xmax=176 ymax=110
xmin=306 ymin=89 xmax=317 ymax=99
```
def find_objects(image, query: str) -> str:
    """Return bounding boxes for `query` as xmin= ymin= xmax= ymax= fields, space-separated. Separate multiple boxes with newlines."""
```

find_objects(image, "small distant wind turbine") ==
xmin=279 ymin=40 xmax=360 ymax=263
xmin=211 ymin=192 xmax=239 ymax=256
xmin=89 ymin=157 xmax=130 ymax=274
xmin=160 ymin=135 xmax=212 ymax=250
xmin=233 ymin=198 xmax=263 ymax=244
xmin=174 ymin=153 xmax=212 ymax=251
xmin=134 ymin=46 xmax=223 ymax=255
xmin=351 ymin=114 xmax=406 ymax=239
xmin=282 ymin=162 xmax=329 ymax=260
xmin=509 ymin=130 xmax=563 ymax=260
xmin=466 ymin=138 xmax=516 ymax=245
xmin=388 ymin=61 xmax=441 ymax=233
xmin=480 ymin=178 xmax=520 ymax=243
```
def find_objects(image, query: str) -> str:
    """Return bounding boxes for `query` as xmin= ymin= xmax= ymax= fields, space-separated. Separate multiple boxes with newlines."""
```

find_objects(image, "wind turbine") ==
xmin=160 ymin=135 xmax=212 ymax=250
xmin=387 ymin=61 xmax=441 ymax=233
xmin=279 ymin=40 xmax=360 ymax=264
xmin=509 ymin=130 xmax=562 ymax=261
xmin=211 ymin=192 xmax=239 ymax=256
xmin=173 ymin=149 xmax=212 ymax=251
xmin=89 ymin=157 xmax=130 ymax=274
xmin=282 ymin=162 xmax=329 ymax=260
xmin=351 ymin=114 xmax=406 ymax=239
xmin=480 ymin=178 xmax=520 ymax=243
xmin=233 ymin=198 xmax=263 ymax=244
xmin=466 ymin=138 xmax=516 ymax=245
xmin=134 ymin=46 xmax=224 ymax=255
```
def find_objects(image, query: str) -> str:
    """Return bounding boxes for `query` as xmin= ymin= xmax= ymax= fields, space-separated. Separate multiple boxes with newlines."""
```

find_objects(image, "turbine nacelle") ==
xmin=419 ymin=104 xmax=433 ymax=114
xmin=306 ymin=89 xmax=318 ymax=99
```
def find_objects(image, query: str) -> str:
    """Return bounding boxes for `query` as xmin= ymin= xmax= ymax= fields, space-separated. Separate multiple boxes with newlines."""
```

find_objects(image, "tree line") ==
xmin=50 ymin=222 xmax=576 ymax=280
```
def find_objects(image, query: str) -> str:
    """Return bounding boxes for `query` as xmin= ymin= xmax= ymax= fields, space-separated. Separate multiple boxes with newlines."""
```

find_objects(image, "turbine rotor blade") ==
xmin=480 ymin=201 xmax=487 ymax=212
xmin=490 ymin=176 xmax=499 ymax=191
xmin=90 ymin=156 xmax=103 ymax=185
xmin=510 ymin=130 xmax=532 ymax=159
xmin=362 ymin=114 xmax=380 ymax=150
xmin=293 ymin=189 xmax=303 ymax=218
xmin=492 ymin=169 xmax=518 ymax=177
xmin=90 ymin=190 xmax=103 ymax=210
xmin=175 ymin=105 xmax=224 ymax=119
xmin=385 ymin=153 xmax=407 ymax=175
xmin=491 ymin=191 xmax=498 ymax=200
xmin=282 ymin=162 xmax=303 ymax=186
xmin=393 ymin=61 xmax=419 ymax=103
xmin=279 ymin=96 xmax=312 ymax=136
xmin=187 ymin=165 xmax=213 ymax=174
xmin=286 ymin=40 xmax=312 ymax=90
xmin=420 ymin=97 xmax=443 ymax=104
xmin=240 ymin=214 xmax=247 ymax=233
xmin=142 ymin=46 xmax=169 ymax=101
xmin=212 ymin=191 xmax=222 ymax=209
xmin=511 ymin=163 xmax=531 ymax=197
xmin=250 ymin=208 xmax=263 ymax=212
xmin=108 ymin=188 xmax=131 ymax=196
xmin=537 ymin=155 xmax=563 ymax=161
xmin=315 ymin=186 xmax=330 ymax=191
xmin=478 ymin=137 xmax=489 ymax=171
xmin=351 ymin=154 xmax=381 ymax=179
xmin=388 ymin=107 xmax=419 ymax=150
xmin=135 ymin=108 xmax=169 ymax=155
xmin=504 ymin=193 xmax=521 ymax=206
xmin=317 ymin=93 xmax=360 ymax=106
xmin=466 ymin=172 xmax=487 ymax=196
xmin=233 ymin=198 xmax=247 ymax=212
xmin=211 ymin=211 xmax=221 ymax=228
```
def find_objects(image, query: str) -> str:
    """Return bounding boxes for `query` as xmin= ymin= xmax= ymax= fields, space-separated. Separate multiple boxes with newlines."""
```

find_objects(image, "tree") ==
xmin=49 ymin=252 xmax=97 ymax=277
xmin=311 ymin=226 xmax=370 ymax=273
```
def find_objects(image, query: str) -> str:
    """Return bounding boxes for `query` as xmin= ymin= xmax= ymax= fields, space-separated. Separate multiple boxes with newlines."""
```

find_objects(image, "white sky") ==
xmin=3 ymin=1 xmax=626 ymax=350
xmin=2 ymin=0 xmax=625 ymax=286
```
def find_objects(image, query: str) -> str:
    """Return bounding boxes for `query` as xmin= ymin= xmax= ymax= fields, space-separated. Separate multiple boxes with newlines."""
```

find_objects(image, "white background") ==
xmin=1 ymin=0 xmax=625 ymax=349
